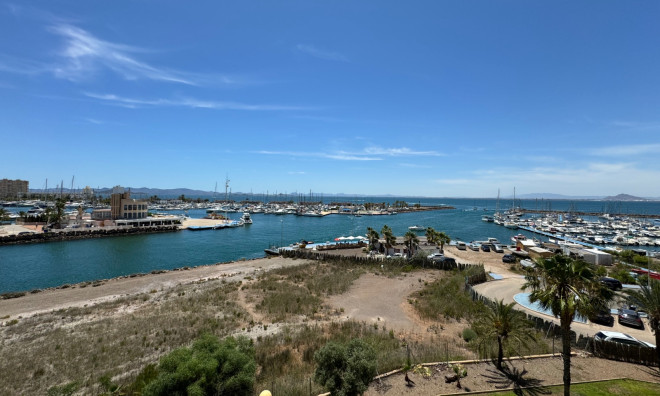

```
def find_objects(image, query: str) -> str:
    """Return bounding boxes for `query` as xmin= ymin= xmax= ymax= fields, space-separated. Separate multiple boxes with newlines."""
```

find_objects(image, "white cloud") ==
xmin=438 ymin=162 xmax=660 ymax=197
xmin=255 ymin=146 xmax=440 ymax=162
xmin=363 ymin=146 xmax=442 ymax=157
xmin=84 ymin=92 xmax=307 ymax=111
xmin=49 ymin=24 xmax=198 ymax=84
xmin=296 ymin=44 xmax=348 ymax=62
xmin=588 ymin=144 xmax=660 ymax=157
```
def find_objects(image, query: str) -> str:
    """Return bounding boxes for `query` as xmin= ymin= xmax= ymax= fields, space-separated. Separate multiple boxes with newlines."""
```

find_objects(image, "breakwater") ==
xmin=0 ymin=226 xmax=179 ymax=246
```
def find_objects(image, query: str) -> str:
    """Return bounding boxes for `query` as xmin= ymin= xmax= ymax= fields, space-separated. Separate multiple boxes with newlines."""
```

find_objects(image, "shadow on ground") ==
xmin=482 ymin=361 xmax=551 ymax=396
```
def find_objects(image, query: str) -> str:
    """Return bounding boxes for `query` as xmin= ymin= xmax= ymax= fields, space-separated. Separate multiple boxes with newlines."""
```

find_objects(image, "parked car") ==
xmin=436 ymin=257 xmax=457 ymax=266
xmin=468 ymin=243 xmax=480 ymax=251
xmin=600 ymin=277 xmax=623 ymax=291
xmin=618 ymin=308 xmax=644 ymax=329
xmin=480 ymin=244 xmax=491 ymax=252
xmin=456 ymin=241 xmax=467 ymax=250
xmin=502 ymin=254 xmax=516 ymax=263
xmin=492 ymin=244 xmax=504 ymax=253
xmin=427 ymin=252 xmax=444 ymax=261
xmin=589 ymin=309 xmax=614 ymax=326
xmin=594 ymin=330 xmax=655 ymax=348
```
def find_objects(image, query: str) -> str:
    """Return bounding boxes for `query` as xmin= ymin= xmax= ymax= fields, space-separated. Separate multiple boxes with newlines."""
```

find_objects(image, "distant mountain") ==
xmin=603 ymin=193 xmax=648 ymax=201
xmin=96 ymin=187 xmax=217 ymax=197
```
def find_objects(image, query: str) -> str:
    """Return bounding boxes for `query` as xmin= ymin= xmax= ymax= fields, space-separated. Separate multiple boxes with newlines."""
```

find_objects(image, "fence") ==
xmin=280 ymin=248 xmax=485 ymax=274
xmin=466 ymin=284 xmax=658 ymax=367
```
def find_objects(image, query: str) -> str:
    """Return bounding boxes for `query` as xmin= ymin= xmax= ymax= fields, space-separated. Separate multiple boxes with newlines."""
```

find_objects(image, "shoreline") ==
xmin=0 ymin=256 xmax=311 ymax=320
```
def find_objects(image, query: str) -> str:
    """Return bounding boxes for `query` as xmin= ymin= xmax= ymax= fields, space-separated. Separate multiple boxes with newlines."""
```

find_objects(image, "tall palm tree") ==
xmin=380 ymin=225 xmax=396 ymax=252
xmin=425 ymin=227 xmax=437 ymax=246
xmin=522 ymin=255 xmax=612 ymax=396
xmin=436 ymin=231 xmax=450 ymax=253
xmin=403 ymin=231 xmax=419 ymax=259
xmin=366 ymin=227 xmax=380 ymax=251
xmin=625 ymin=279 xmax=660 ymax=368
xmin=473 ymin=299 xmax=535 ymax=370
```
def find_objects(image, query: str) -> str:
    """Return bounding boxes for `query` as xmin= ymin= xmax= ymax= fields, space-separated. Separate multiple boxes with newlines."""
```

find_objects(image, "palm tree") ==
xmin=425 ymin=227 xmax=437 ymax=246
xmin=473 ymin=299 xmax=535 ymax=370
xmin=366 ymin=227 xmax=380 ymax=251
xmin=522 ymin=255 xmax=612 ymax=396
xmin=436 ymin=231 xmax=450 ymax=253
xmin=403 ymin=231 xmax=419 ymax=259
xmin=49 ymin=198 xmax=66 ymax=229
xmin=625 ymin=280 xmax=660 ymax=368
xmin=380 ymin=225 xmax=396 ymax=253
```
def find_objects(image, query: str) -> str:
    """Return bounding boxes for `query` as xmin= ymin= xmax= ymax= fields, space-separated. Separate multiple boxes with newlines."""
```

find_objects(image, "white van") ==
xmin=456 ymin=241 xmax=467 ymax=250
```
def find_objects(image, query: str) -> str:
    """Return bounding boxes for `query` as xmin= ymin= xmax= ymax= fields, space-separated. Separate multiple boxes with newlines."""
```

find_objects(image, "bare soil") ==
xmin=2 ymin=251 xmax=659 ymax=395
xmin=366 ymin=355 xmax=660 ymax=395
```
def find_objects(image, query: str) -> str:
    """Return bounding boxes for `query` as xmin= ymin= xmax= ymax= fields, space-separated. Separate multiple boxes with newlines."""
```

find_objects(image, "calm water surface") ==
xmin=1 ymin=198 xmax=659 ymax=293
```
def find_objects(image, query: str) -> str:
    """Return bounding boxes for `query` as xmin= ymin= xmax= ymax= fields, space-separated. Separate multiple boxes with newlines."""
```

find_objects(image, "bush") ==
xmin=142 ymin=334 xmax=256 ymax=396
xmin=314 ymin=339 xmax=377 ymax=396
xmin=462 ymin=328 xmax=477 ymax=342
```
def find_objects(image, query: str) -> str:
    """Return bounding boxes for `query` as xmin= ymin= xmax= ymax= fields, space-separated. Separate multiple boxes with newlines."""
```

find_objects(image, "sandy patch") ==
xmin=0 ymin=256 xmax=311 ymax=320
xmin=326 ymin=272 xmax=440 ymax=332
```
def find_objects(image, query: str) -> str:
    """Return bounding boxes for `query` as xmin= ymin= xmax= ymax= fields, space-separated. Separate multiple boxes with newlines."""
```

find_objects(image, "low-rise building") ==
xmin=110 ymin=186 xmax=148 ymax=220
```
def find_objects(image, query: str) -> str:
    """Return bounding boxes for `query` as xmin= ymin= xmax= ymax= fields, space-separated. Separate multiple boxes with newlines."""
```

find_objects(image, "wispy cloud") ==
xmin=50 ymin=24 xmax=197 ymax=85
xmin=363 ymin=146 xmax=443 ymax=157
xmin=296 ymin=44 xmax=348 ymax=62
xmin=84 ymin=92 xmax=307 ymax=111
xmin=434 ymin=161 xmax=660 ymax=196
xmin=589 ymin=144 xmax=660 ymax=157
xmin=255 ymin=150 xmax=381 ymax=161
xmin=255 ymin=146 xmax=441 ymax=161
xmin=608 ymin=120 xmax=660 ymax=131
xmin=0 ymin=54 xmax=49 ymax=75
xmin=287 ymin=171 xmax=306 ymax=175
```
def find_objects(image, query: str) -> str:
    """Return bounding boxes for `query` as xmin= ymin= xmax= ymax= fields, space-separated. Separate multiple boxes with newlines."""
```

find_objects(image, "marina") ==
xmin=1 ymin=197 xmax=659 ymax=293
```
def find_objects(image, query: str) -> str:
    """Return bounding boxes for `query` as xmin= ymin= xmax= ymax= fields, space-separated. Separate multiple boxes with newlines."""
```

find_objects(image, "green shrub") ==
xmin=462 ymin=328 xmax=477 ymax=342
xmin=314 ymin=339 xmax=377 ymax=396
xmin=142 ymin=334 xmax=256 ymax=396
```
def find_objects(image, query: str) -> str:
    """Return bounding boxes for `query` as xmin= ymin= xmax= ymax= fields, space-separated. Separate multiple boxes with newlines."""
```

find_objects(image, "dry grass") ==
xmin=0 ymin=279 xmax=250 ymax=395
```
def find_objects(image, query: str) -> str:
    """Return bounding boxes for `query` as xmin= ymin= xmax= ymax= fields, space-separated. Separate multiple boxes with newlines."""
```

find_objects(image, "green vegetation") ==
xmin=411 ymin=268 xmax=486 ymax=321
xmin=472 ymin=299 xmax=535 ymax=370
xmin=625 ymin=280 xmax=660 ymax=369
xmin=403 ymin=230 xmax=419 ymax=258
xmin=0 ymin=280 xmax=248 ymax=395
xmin=140 ymin=334 xmax=256 ymax=396
xmin=479 ymin=378 xmax=660 ymax=395
xmin=313 ymin=338 xmax=377 ymax=396
xmin=523 ymin=256 xmax=614 ymax=396
xmin=248 ymin=262 xmax=365 ymax=321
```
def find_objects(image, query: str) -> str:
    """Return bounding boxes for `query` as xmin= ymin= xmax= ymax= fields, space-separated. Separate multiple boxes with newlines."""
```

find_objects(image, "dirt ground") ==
xmin=366 ymin=355 xmax=660 ymax=395
xmin=326 ymin=272 xmax=441 ymax=333
xmin=3 ymin=249 xmax=659 ymax=395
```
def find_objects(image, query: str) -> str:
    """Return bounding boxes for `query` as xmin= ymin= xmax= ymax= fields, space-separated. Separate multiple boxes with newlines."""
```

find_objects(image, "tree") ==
xmin=403 ymin=231 xmax=419 ymax=259
xmin=625 ymin=280 xmax=660 ymax=369
xmin=436 ymin=231 xmax=451 ymax=253
xmin=425 ymin=227 xmax=437 ymax=246
xmin=380 ymin=225 xmax=396 ymax=251
xmin=472 ymin=299 xmax=535 ymax=370
xmin=366 ymin=227 xmax=380 ymax=251
xmin=143 ymin=334 xmax=256 ymax=396
xmin=314 ymin=339 xmax=377 ymax=396
xmin=522 ymin=255 xmax=612 ymax=396
xmin=48 ymin=198 xmax=66 ymax=228
xmin=0 ymin=208 xmax=9 ymax=221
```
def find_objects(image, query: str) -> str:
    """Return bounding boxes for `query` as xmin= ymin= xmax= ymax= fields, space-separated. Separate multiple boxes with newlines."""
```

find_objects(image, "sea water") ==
xmin=1 ymin=198 xmax=659 ymax=293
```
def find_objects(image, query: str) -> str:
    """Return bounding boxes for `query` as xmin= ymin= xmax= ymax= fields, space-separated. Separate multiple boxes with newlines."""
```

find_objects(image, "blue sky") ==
xmin=1 ymin=1 xmax=659 ymax=198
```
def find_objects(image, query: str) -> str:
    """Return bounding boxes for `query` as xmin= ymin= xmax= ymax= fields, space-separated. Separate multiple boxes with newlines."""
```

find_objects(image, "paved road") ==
xmin=473 ymin=277 xmax=656 ymax=345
